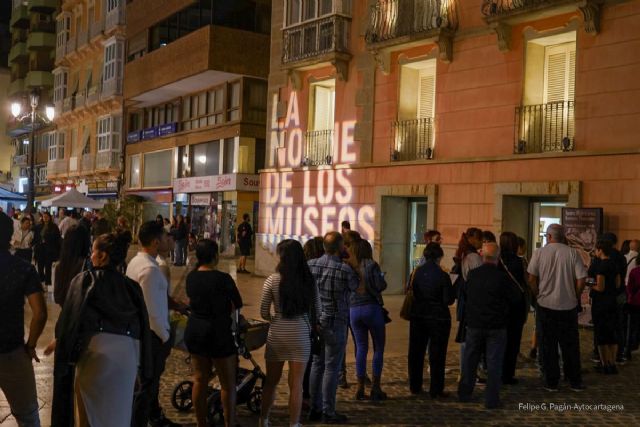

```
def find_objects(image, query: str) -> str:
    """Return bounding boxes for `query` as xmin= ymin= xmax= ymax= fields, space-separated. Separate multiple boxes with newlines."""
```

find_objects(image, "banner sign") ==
xmin=173 ymin=174 xmax=260 ymax=194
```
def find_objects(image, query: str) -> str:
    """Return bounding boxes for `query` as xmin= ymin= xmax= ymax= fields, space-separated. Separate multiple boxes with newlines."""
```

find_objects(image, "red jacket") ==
xmin=627 ymin=266 xmax=640 ymax=307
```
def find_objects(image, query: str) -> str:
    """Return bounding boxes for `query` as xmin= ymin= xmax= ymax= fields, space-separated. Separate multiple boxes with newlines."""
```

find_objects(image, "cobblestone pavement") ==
xmin=3 ymin=255 xmax=640 ymax=426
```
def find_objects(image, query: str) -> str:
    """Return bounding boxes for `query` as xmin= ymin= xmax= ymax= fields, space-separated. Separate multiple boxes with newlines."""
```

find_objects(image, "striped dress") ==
xmin=260 ymin=273 xmax=321 ymax=363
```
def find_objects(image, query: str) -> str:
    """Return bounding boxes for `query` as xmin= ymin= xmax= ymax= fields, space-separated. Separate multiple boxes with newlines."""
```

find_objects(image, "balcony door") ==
xmin=306 ymin=80 xmax=335 ymax=165
xmin=543 ymin=42 xmax=576 ymax=151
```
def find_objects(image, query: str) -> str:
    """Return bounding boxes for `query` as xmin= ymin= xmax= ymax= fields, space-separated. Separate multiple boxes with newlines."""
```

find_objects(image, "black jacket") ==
xmin=410 ymin=261 xmax=455 ymax=321
xmin=498 ymin=253 xmax=529 ymax=324
xmin=51 ymin=267 xmax=153 ymax=427
xmin=464 ymin=263 xmax=521 ymax=330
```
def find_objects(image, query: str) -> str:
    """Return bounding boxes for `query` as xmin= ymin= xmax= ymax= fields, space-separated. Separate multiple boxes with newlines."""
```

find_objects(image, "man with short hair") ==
xmin=458 ymin=242 xmax=520 ymax=409
xmin=236 ymin=213 xmax=253 ymax=274
xmin=91 ymin=210 xmax=111 ymax=240
xmin=0 ymin=212 xmax=47 ymax=427
xmin=127 ymin=221 xmax=180 ymax=427
xmin=57 ymin=209 xmax=74 ymax=238
xmin=308 ymin=231 xmax=359 ymax=424
xmin=528 ymin=224 xmax=587 ymax=392
xmin=340 ymin=220 xmax=351 ymax=235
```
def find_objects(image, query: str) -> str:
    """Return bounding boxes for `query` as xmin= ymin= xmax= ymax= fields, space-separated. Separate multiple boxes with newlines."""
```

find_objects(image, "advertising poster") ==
xmin=562 ymin=208 xmax=604 ymax=327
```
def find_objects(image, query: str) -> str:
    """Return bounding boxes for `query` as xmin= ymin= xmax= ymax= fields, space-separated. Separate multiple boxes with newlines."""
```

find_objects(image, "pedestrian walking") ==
xmin=173 ymin=215 xmax=188 ymax=267
xmin=52 ymin=224 xmax=91 ymax=307
xmin=90 ymin=210 xmax=111 ymax=241
xmin=0 ymin=212 xmax=47 ymax=427
xmin=349 ymin=239 xmax=388 ymax=401
xmin=408 ymin=243 xmax=454 ymax=398
xmin=458 ymin=242 xmax=520 ymax=409
xmin=259 ymin=239 xmax=321 ymax=427
xmin=36 ymin=211 xmax=61 ymax=288
xmin=527 ymin=224 xmax=587 ymax=392
xmin=12 ymin=216 xmax=34 ymax=263
xmin=50 ymin=233 xmax=152 ymax=427
xmin=127 ymin=221 xmax=181 ymax=427
xmin=185 ymin=239 xmax=243 ymax=427
xmin=307 ymin=232 xmax=359 ymax=424
xmin=236 ymin=213 xmax=253 ymax=274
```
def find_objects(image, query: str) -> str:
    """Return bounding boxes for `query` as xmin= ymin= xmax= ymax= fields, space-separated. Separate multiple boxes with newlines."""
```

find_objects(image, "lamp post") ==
xmin=10 ymin=88 xmax=55 ymax=213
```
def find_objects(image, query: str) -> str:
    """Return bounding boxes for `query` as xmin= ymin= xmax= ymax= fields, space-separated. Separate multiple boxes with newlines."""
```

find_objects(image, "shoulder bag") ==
xmin=399 ymin=269 xmax=417 ymax=321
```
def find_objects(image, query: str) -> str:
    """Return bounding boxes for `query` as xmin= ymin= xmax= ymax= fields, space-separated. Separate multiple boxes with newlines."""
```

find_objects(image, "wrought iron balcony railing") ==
xmin=390 ymin=118 xmax=434 ymax=161
xmin=481 ymin=0 xmax=573 ymax=17
xmin=303 ymin=130 xmax=334 ymax=166
xmin=514 ymin=100 xmax=574 ymax=154
xmin=366 ymin=0 xmax=458 ymax=44
xmin=282 ymin=15 xmax=350 ymax=64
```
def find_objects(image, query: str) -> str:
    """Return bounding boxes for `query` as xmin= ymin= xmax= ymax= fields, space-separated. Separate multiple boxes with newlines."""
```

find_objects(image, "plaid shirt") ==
xmin=308 ymin=254 xmax=359 ymax=323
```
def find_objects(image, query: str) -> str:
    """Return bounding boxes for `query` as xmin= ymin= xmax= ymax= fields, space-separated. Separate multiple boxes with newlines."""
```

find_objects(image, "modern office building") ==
xmin=257 ymin=0 xmax=640 ymax=289
xmin=6 ymin=0 xmax=58 ymax=200
xmin=123 ymin=0 xmax=271 ymax=253
xmin=48 ymin=0 xmax=126 ymax=200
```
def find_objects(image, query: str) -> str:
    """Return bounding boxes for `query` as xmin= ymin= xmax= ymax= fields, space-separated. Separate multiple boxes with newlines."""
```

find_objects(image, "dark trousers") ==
xmin=408 ymin=318 xmax=450 ymax=395
xmin=458 ymin=327 xmax=506 ymax=408
xmin=37 ymin=254 xmax=53 ymax=285
xmin=132 ymin=333 xmax=171 ymax=427
xmin=503 ymin=318 xmax=525 ymax=381
xmin=537 ymin=305 xmax=582 ymax=388
xmin=14 ymin=248 xmax=32 ymax=264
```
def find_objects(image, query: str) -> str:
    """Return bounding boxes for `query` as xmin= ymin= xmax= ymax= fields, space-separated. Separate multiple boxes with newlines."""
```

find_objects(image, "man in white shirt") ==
xmin=57 ymin=209 xmax=75 ymax=238
xmin=528 ymin=224 xmax=587 ymax=392
xmin=127 ymin=221 xmax=180 ymax=427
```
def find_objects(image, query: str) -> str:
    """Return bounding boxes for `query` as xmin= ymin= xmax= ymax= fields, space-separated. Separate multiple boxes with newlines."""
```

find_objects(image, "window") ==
xmin=103 ymin=38 xmax=124 ymax=94
xmin=143 ymin=150 xmax=172 ymax=187
xmin=97 ymin=115 xmax=122 ymax=152
xmin=38 ymin=167 xmax=48 ymax=185
xmin=129 ymin=154 xmax=140 ymax=187
xmin=310 ymin=80 xmax=335 ymax=131
xmin=287 ymin=0 xmax=336 ymax=26
xmin=223 ymin=138 xmax=235 ymax=174
xmin=106 ymin=0 xmax=121 ymax=13
xmin=57 ymin=132 xmax=65 ymax=159
xmin=53 ymin=69 xmax=68 ymax=103
xmin=182 ymin=86 xmax=224 ymax=130
xmin=227 ymin=81 xmax=241 ymax=121
xmin=46 ymin=132 xmax=57 ymax=161
xmin=56 ymin=14 xmax=70 ymax=49
xmin=246 ymin=79 xmax=267 ymax=123
xmin=192 ymin=141 xmax=220 ymax=176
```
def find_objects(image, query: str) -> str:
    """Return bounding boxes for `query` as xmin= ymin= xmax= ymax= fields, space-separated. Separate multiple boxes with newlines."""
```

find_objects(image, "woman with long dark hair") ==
xmin=349 ymin=239 xmax=388 ymax=400
xmin=498 ymin=231 xmax=528 ymax=384
xmin=37 ymin=211 xmax=61 ymax=288
xmin=50 ymin=233 xmax=152 ymax=427
xmin=53 ymin=224 xmax=91 ymax=307
xmin=259 ymin=239 xmax=321 ymax=427
xmin=185 ymin=239 xmax=243 ymax=427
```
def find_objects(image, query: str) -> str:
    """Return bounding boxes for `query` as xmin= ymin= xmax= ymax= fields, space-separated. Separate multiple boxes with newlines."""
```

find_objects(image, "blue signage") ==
xmin=158 ymin=122 xmax=177 ymax=136
xmin=142 ymin=127 xmax=158 ymax=140
xmin=127 ymin=131 xmax=141 ymax=143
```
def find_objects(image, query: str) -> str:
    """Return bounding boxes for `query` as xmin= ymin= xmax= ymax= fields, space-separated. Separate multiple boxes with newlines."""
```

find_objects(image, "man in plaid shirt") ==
xmin=308 ymin=231 xmax=359 ymax=424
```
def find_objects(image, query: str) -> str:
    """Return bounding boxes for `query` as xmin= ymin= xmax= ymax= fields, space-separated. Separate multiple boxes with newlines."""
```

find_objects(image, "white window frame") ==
xmin=285 ymin=0 xmax=339 ymax=27
xmin=106 ymin=0 xmax=120 ymax=13
xmin=310 ymin=79 xmax=336 ymax=131
xmin=53 ymin=68 xmax=68 ymax=103
xmin=56 ymin=13 xmax=71 ymax=49
xmin=46 ymin=132 xmax=58 ymax=161
xmin=97 ymin=114 xmax=122 ymax=152
xmin=103 ymin=37 xmax=124 ymax=92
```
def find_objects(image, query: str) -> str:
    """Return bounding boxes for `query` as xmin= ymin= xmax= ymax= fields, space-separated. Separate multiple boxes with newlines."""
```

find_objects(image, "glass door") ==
xmin=408 ymin=199 xmax=428 ymax=275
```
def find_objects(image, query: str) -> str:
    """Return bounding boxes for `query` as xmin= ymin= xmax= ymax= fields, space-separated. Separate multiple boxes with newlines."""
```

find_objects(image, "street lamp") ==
xmin=10 ymin=88 xmax=55 ymax=213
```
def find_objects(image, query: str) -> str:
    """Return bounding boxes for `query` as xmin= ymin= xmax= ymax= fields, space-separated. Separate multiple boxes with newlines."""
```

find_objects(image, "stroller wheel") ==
xmin=171 ymin=380 xmax=194 ymax=411
xmin=247 ymin=388 xmax=262 ymax=414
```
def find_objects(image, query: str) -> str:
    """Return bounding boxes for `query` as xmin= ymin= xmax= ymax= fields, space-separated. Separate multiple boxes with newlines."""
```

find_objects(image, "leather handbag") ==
xmin=399 ymin=270 xmax=417 ymax=321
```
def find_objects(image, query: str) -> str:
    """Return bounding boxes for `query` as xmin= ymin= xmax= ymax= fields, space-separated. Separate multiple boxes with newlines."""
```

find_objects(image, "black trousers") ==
xmin=36 ymin=253 xmax=53 ymax=285
xmin=132 ymin=333 xmax=171 ymax=427
xmin=502 ymin=317 xmax=525 ymax=381
xmin=408 ymin=317 xmax=450 ymax=395
xmin=537 ymin=306 xmax=582 ymax=388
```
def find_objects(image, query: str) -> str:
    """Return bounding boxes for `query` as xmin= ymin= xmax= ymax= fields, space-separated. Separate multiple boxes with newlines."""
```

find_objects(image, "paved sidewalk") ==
xmin=2 ymin=256 xmax=640 ymax=426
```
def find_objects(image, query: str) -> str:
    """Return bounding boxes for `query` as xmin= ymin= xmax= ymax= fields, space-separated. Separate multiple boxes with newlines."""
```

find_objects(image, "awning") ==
xmin=41 ymin=188 xmax=105 ymax=209
xmin=0 ymin=188 xmax=27 ymax=201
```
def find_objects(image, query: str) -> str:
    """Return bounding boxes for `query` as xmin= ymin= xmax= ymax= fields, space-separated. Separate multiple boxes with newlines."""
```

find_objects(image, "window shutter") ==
xmin=417 ymin=69 xmax=435 ymax=119
xmin=313 ymin=85 xmax=335 ymax=131
xmin=544 ymin=42 xmax=576 ymax=103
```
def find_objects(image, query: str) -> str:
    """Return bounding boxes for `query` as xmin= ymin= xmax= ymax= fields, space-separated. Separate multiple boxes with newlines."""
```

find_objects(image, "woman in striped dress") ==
xmin=259 ymin=239 xmax=321 ymax=427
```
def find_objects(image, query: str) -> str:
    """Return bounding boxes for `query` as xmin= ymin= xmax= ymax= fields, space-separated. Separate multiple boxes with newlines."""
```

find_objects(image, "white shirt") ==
xmin=527 ymin=243 xmax=588 ymax=311
xmin=625 ymin=250 xmax=639 ymax=285
xmin=58 ymin=216 xmax=76 ymax=238
xmin=12 ymin=228 xmax=33 ymax=249
xmin=127 ymin=252 xmax=170 ymax=343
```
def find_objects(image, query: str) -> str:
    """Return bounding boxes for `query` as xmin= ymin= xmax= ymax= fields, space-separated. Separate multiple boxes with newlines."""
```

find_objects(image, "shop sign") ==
xmin=127 ymin=131 xmax=141 ymax=144
xmin=158 ymin=122 xmax=177 ymax=136
xmin=142 ymin=127 xmax=158 ymax=140
xmin=562 ymin=207 xmax=603 ymax=258
xmin=190 ymin=193 xmax=211 ymax=206
xmin=52 ymin=183 xmax=76 ymax=193
xmin=173 ymin=174 xmax=260 ymax=194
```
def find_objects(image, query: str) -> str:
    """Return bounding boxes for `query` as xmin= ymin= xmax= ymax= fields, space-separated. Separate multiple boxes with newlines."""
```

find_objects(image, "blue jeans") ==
xmin=174 ymin=239 xmax=186 ymax=265
xmin=458 ymin=328 xmax=506 ymax=408
xmin=310 ymin=318 xmax=347 ymax=415
xmin=350 ymin=304 xmax=386 ymax=377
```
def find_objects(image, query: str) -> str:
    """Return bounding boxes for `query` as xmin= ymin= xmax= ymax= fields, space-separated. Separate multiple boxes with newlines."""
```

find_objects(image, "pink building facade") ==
xmin=257 ymin=0 xmax=640 ymax=292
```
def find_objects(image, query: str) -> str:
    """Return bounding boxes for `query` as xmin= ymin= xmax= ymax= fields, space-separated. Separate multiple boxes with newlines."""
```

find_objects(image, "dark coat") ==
xmin=51 ymin=268 xmax=153 ymax=427
xmin=410 ymin=260 xmax=455 ymax=321
xmin=41 ymin=223 xmax=61 ymax=261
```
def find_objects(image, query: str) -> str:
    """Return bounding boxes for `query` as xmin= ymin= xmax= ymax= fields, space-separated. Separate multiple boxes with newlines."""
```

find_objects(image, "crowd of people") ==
xmin=3 ymin=205 xmax=640 ymax=426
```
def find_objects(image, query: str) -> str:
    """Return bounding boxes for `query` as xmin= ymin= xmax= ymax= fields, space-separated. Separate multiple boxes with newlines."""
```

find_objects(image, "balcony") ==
xmin=282 ymin=15 xmax=351 ymax=77
xmin=96 ymin=151 xmax=121 ymax=171
xmin=90 ymin=19 xmax=104 ymax=39
xmin=65 ymin=36 xmax=77 ymax=55
xmin=10 ymin=5 xmax=29 ymax=29
xmin=303 ymin=130 xmax=334 ymax=166
xmin=481 ymin=0 xmax=601 ymax=50
xmin=25 ymin=71 xmax=53 ymax=88
xmin=77 ymin=29 xmax=89 ymax=48
xmin=102 ymin=78 xmax=122 ymax=99
xmin=14 ymin=154 xmax=29 ymax=167
xmin=47 ymin=159 xmax=68 ymax=177
xmin=28 ymin=0 xmax=58 ymax=13
xmin=8 ymin=79 xmax=25 ymax=97
xmin=9 ymin=42 xmax=28 ymax=63
xmin=390 ymin=118 xmax=434 ymax=161
xmin=514 ymin=100 xmax=575 ymax=154
xmin=63 ymin=97 xmax=74 ymax=113
xmin=81 ymin=153 xmax=95 ymax=173
xmin=366 ymin=0 xmax=458 ymax=62
xmin=105 ymin=6 xmax=126 ymax=33
xmin=75 ymin=90 xmax=86 ymax=110
xmin=27 ymin=32 xmax=56 ymax=50
xmin=69 ymin=156 xmax=79 ymax=173
xmin=86 ymin=85 xmax=100 ymax=105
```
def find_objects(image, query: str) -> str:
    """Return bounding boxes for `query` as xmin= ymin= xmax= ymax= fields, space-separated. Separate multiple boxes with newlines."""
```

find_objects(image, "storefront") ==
xmin=173 ymin=173 xmax=260 ymax=254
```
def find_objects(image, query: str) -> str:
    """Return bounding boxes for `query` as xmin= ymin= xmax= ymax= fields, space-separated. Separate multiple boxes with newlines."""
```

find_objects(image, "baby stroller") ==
xmin=170 ymin=310 xmax=269 ymax=426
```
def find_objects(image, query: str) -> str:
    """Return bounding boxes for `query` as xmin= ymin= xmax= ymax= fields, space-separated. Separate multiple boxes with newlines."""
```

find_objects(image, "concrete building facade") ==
xmin=123 ymin=0 xmax=271 ymax=253
xmin=257 ymin=0 xmax=640 ymax=291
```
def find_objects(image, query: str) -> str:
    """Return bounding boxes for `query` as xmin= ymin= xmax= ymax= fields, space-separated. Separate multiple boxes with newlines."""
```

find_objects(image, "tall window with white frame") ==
xmin=102 ymin=38 xmax=124 ymax=96
xmin=97 ymin=115 xmax=122 ymax=169
xmin=53 ymin=69 xmax=68 ymax=111
xmin=304 ymin=79 xmax=335 ymax=166
xmin=56 ymin=13 xmax=70 ymax=59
